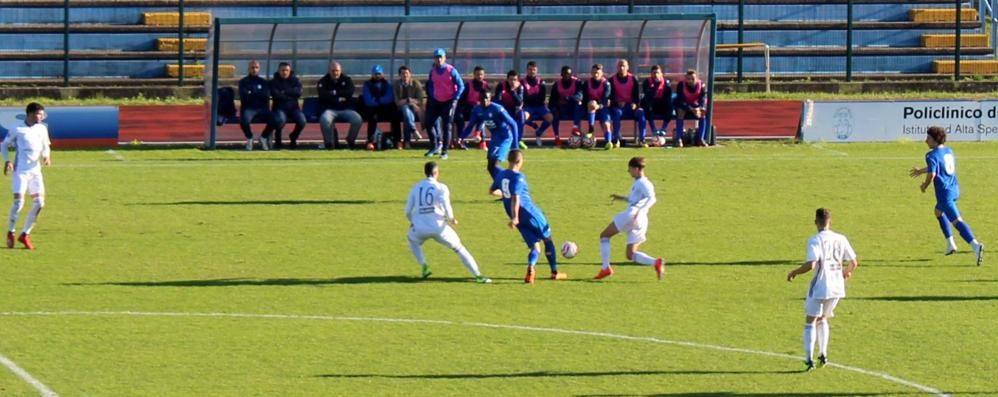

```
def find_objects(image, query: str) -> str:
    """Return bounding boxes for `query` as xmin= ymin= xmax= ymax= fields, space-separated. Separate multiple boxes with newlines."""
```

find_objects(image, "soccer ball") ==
xmin=567 ymin=134 xmax=583 ymax=148
xmin=560 ymin=241 xmax=578 ymax=259
xmin=581 ymin=134 xmax=596 ymax=149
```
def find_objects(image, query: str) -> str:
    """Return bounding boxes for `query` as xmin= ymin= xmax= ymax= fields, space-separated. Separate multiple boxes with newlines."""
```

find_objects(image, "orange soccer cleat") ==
xmin=524 ymin=267 xmax=536 ymax=284
xmin=6 ymin=231 xmax=14 ymax=248
xmin=654 ymin=258 xmax=665 ymax=280
xmin=594 ymin=266 xmax=614 ymax=280
xmin=550 ymin=272 xmax=568 ymax=280
xmin=17 ymin=233 xmax=33 ymax=250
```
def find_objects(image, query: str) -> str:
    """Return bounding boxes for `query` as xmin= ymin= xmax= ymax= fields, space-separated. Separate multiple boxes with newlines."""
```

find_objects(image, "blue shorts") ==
xmin=488 ymin=136 xmax=513 ymax=161
xmin=516 ymin=217 xmax=551 ymax=248
xmin=936 ymin=199 xmax=962 ymax=221
xmin=523 ymin=105 xmax=550 ymax=120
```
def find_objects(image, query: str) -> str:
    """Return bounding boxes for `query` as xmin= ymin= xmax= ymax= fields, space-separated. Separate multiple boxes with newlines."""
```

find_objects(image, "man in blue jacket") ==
xmin=238 ymin=60 xmax=272 ymax=151
xmin=361 ymin=64 xmax=397 ymax=150
xmin=268 ymin=62 xmax=306 ymax=150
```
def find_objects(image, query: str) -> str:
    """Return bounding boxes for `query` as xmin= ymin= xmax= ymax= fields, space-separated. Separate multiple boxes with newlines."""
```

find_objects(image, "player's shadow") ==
xmin=853 ymin=295 xmax=998 ymax=302
xmin=954 ymin=279 xmax=998 ymax=283
xmin=64 ymin=276 xmax=482 ymax=287
xmin=566 ymin=260 xmax=799 ymax=267
xmin=317 ymin=369 xmax=797 ymax=380
xmin=577 ymin=392 xmax=963 ymax=396
xmin=133 ymin=199 xmax=397 ymax=206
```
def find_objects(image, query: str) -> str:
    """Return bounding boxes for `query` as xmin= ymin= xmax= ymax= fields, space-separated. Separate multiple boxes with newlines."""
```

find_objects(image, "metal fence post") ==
xmin=846 ymin=0 xmax=853 ymax=82
xmin=178 ymin=0 xmax=185 ymax=86
xmin=955 ymin=0 xmax=962 ymax=80
xmin=63 ymin=0 xmax=69 ymax=87
xmin=737 ymin=0 xmax=744 ymax=83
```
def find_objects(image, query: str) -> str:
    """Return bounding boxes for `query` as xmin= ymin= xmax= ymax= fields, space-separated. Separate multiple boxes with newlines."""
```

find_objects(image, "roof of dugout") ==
xmin=206 ymin=14 xmax=716 ymax=147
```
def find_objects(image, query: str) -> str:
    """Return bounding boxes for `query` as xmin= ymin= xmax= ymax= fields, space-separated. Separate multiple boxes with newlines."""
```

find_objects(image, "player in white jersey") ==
xmin=595 ymin=157 xmax=665 ymax=280
xmin=405 ymin=161 xmax=491 ymax=283
xmin=786 ymin=208 xmax=858 ymax=371
xmin=2 ymin=102 xmax=51 ymax=250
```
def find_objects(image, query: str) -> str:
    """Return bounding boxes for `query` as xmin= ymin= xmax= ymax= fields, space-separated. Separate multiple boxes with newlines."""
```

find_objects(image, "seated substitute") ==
xmin=582 ymin=63 xmax=613 ymax=145
xmin=361 ymin=64 xmax=397 ymax=150
xmin=549 ymin=65 xmax=583 ymax=147
xmin=521 ymin=61 xmax=553 ymax=147
xmin=268 ymin=62 xmax=306 ymax=149
xmin=317 ymin=61 xmax=363 ymax=149
xmin=640 ymin=64 xmax=673 ymax=147
xmin=237 ymin=60 xmax=273 ymax=151
xmin=393 ymin=65 xmax=426 ymax=149
xmin=608 ymin=59 xmax=646 ymax=148
xmin=673 ymin=69 xmax=709 ymax=147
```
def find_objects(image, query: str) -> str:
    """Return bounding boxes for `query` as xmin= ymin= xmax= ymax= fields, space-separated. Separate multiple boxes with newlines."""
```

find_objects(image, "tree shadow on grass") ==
xmin=854 ymin=295 xmax=998 ymax=302
xmin=63 ymin=276 xmax=499 ymax=287
xmin=317 ymin=369 xmax=798 ymax=380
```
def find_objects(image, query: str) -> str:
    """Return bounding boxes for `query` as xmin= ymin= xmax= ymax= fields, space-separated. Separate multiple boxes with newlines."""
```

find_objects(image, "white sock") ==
xmin=22 ymin=197 xmax=43 ymax=234
xmin=599 ymin=238 xmax=611 ymax=269
xmin=817 ymin=319 xmax=829 ymax=357
xmin=633 ymin=251 xmax=656 ymax=266
xmin=408 ymin=236 xmax=426 ymax=267
xmin=803 ymin=323 xmax=815 ymax=362
xmin=947 ymin=236 xmax=957 ymax=250
xmin=972 ymin=240 xmax=981 ymax=250
xmin=8 ymin=198 xmax=23 ymax=232
xmin=454 ymin=246 xmax=481 ymax=277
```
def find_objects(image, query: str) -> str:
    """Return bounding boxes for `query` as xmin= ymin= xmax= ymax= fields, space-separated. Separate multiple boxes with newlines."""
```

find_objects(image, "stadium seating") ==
xmin=0 ymin=0 xmax=993 ymax=80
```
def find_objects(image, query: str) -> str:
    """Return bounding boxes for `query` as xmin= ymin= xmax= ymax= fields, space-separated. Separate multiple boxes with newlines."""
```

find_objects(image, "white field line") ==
xmin=0 ymin=310 xmax=948 ymax=397
xmin=103 ymin=149 xmax=126 ymax=161
xmin=0 ymin=352 xmax=59 ymax=397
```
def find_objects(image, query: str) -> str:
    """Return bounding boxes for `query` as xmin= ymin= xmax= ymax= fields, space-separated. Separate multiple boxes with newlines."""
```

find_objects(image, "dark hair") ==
xmin=686 ymin=69 xmax=697 ymax=76
xmin=398 ymin=65 xmax=410 ymax=74
xmin=506 ymin=70 xmax=519 ymax=78
xmin=473 ymin=65 xmax=485 ymax=73
xmin=815 ymin=208 xmax=831 ymax=225
xmin=650 ymin=64 xmax=662 ymax=72
xmin=927 ymin=126 xmax=947 ymax=144
xmin=560 ymin=65 xmax=572 ymax=74
xmin=507 ymin=150 xmax=523 ymax=164
xmin=592 ymin=63 xmax=603 ymax=71
xmin=25 ymin=102 xmax=44 ymax=115
xmin=278 ymin=62 xmax=291 ymax=69
xmin=479 ymin=90 xmax=493 ymax=102
xmin=526 ymin=61 xmax=538 ymax=68
xmin=424 ymin=161 xmax=438 ymax=177
xmin=628 ymin=157 xmax=646 ymax=170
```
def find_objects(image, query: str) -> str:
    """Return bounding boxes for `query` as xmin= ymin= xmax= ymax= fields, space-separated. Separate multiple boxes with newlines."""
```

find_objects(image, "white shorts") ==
xmin=408 ymin=225 xmax=463 ymax=251
xmin=11 ymin=170 xmax=44 ymax=196
xmin=612 ymin=210 xmax=648 ymax=245
xmin=805 ymin=297 xmax=840 ymax=318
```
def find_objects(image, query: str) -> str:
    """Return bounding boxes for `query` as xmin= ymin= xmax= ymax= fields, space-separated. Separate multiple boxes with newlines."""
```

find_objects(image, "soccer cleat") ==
xmin=288 ymin=139 xmax=297 ymax=150
xmin=259 ymin=137 xmax=270 ymax=151
xmin=535 ymin=136 xmax=543 ymax=147
xmin=550 ymin=272 xmax=568 ymax=280
xmin=613 ymin=141 xmax=621 ymax=149
xmin=654 ymin=258 xmax=665 ymax=280
xmin=518 ymin=140 xmax=528 ymax=150
xmin=478 ymin=140 xmax=488 ymax=150
xmin=974 ymin=243 xmax=984 ymax=266
xmin=245 ymin=138 xmax=254 ymax=151
xmin=944 ymin=245 xmax=957 ymax=256
xmin=420 ymin=265 xmax=432 ymax=279
xmin=524 ymin=268 xmax=536 ymax=284
xmin=554 ymin=137 xmax=562 ymax=147
xmin=441 ymin=153 xmax=449 ymax=160
xmin=457 ymin=140 xmax=468 ymax=150
xmin=594 ymin=266 xmax=614 ymax=280
xmin=604 ymin=141 xmax=613 ymax=150
xmin=803 ymin=360 xmax=815 ymax=372
xmin=17 ymin=233 xmax=33 ymax=250
xmin=6 ymin=231 xmax=14 ymax=248
xmin=424 ymin=145 xmax=441 ymax=158
xmin=817 ymin=355 xmax=828 ymax=368
xmin=475 ymin=276 xmax=493 ymax=284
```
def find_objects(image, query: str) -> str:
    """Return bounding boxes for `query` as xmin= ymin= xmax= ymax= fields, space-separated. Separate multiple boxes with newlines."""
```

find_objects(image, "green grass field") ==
xmin=0 ymin=141 xmax=995 ymax=396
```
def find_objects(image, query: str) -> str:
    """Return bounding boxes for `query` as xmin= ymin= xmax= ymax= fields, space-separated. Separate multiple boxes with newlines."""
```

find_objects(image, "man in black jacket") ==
xmin=238 ymin=60 xmax=272 ymax=150
xmin=268 ymin=62 xmax=306 ymax=149
xmin=316 ymin=61 xmax=363 ymax=149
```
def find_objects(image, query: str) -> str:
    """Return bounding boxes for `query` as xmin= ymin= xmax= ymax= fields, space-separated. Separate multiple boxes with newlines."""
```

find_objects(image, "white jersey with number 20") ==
xmin=805 ymin=230 xmax=856 ymax=300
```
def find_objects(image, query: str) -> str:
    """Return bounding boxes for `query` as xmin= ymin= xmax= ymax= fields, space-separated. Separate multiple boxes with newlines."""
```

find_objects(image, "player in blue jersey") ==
xmin=909 ymin=126 xmax=984 ymax=266
xmin=490 ymin=150 xmax=568 ymax=283
xmin=461 ymin=91 xmax=517 ymax=179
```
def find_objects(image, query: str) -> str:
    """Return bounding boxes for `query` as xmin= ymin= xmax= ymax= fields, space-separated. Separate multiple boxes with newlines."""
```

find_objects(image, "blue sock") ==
xmin=537 ymin=120 xmax=550 ymax=137
xmin=543 ymin=239 xmax=558 ymax=273
xmin=697 ymin=117 xmax=708 ymax=143
xmin=675 ymin=118 xmax=685 ymax=142
xmin=489 ymin=165 xmax=501 ymax=179
xmin=636 ymin=110 xmax=647 ymax=141
xmin=955 ymin=221 xmax=976 ymax=244
xmin=527 ymin=247 xmax=540 ymax=266
xmin=587 ymin=112 xmax=596 ymax=131
xmin=937 ymin=214 xmax=953 ymax=238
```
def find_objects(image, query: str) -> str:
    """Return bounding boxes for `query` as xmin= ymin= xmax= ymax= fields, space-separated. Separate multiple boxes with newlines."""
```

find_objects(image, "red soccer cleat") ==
xmin=654 ymin=258 xmax=665 ymax=280
xmin=524 ymin=268 xmax=536 ymax=284
xmin=17 ymin=233 xmax=33 ymax=250
xmin=478 ymin=140 xmax=488 ymax=150
xmin=6 ymin=231 xmax=14 ymax=248
xmin=594 ymin=266 xmax=614 ymax=280
xmin=550 ymin=272 xmax=568 ymax=280
xmin=554 ymin=137 xmax=562 ymax=147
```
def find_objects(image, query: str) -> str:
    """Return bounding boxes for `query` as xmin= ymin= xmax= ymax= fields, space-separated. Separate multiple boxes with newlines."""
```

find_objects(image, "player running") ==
xmin=460 ymin=91 xmax=518 ymax=179
xmin=490 ymin=150 xmax=567 ymax=283
xmin=405 ymin=161 xmax=491 ymax=283
xmin=595 ymin=157 xmax=664 ymax=280
xmin=786 ymin=208 xmax=859 ymax=371
xmin=3 ymin=102 xmax=51 ymax=250
xmin=909 ymin=126 xmax=984 ymax=265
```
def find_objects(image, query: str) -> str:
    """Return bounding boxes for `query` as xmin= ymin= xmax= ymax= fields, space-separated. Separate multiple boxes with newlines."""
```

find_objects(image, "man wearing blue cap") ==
xmin=424 ymin=48 xmax=465 ymax=160
xmin=361 ymin=64 xmax=397 ymax=150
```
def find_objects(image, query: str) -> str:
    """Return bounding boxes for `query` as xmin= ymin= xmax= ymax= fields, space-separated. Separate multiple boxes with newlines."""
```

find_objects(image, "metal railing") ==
xmin=982 ymin=0 xmax=998 ymax=56
xmin=719 ymin=42 xmax=770 ymax=92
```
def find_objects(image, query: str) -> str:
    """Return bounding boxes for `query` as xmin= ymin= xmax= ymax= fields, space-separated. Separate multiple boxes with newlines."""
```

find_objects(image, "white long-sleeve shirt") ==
xmin=2 ymin=121 xmax=51 ymax=173
xmin=626 ymin=176 xmax=657 ymax=216
xmin=405 ymin=177 xmax=454 ymax=232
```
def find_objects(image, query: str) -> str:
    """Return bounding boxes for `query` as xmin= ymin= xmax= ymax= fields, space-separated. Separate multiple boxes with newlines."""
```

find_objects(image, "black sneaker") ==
xmin=803 ymin=360 xmax=815 ymax=372
xmin=289 ymin=139 xmax=298 ymax=150
xmin=817 ymin=355 xmax=827 ymax=368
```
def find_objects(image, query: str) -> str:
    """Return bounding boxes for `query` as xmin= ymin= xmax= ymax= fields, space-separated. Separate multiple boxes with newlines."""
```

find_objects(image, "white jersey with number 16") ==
xmin=405 ymin=177 xmax=454 ymax=233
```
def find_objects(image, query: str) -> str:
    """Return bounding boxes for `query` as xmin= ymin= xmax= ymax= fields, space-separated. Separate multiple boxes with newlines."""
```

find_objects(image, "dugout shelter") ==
xmin=205 ymin=14 xmax=716 ymax=148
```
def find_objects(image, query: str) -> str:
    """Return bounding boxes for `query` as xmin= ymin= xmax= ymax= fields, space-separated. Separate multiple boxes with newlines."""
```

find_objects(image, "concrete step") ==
xmin=156 ymin=38 xmax=207 ymax=52
xmin=909 ymin=8 xmax=978 ymax=22
xmin=933 ymin=59 xmax=998 ymax=74
xmin=166 ymin=63 xmax=235 ymax=78
xmin=922 ymin=34 xmax=989 ymax=48
xmin=142 ymin=11 xmax=211 ymax=26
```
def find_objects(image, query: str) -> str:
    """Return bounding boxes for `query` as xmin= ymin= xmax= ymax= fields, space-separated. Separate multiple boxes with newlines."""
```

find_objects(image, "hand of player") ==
xmin=43 ymin=157 xmax=51 ymax=166
xmin=908 ymin=167 xmax=922 ymax=178
xmin=3 ymin=161 xmax=11 ymax=176
xmin=630 ymin=103 xmax=637 ymax=111
xmin=843 ymin=270 xmax=853 ymax=280
xmin=786 ymin=271 xmax=796 ymax=282
xmin=920 ymin=182 xmax=929 ymax=193
xmin=509 ymin=216 xmax=519 ymax=228
xmin=449 ymin=218 xmax=459 ymax=226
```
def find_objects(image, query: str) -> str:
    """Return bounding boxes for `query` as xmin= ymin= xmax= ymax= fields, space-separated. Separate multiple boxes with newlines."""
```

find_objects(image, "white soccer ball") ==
xmin=560 ymin=241 xmax=578 ymax=259
xmin=567 ymin=134 xmax=583 ymax=148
